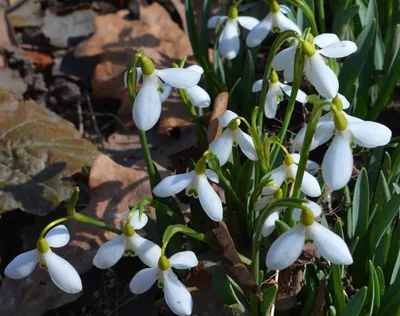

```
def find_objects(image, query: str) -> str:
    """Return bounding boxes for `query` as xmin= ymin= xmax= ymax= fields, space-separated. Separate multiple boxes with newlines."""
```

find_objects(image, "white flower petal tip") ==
xmin=262 ymin=211 xmax=280 ymax=237
xmin=314 ymin=34 xmax=340 ymax=48
xmin=310 ymin=223 xmax=353 ymax=265
xmin=186 ymin=65 xmax=204 ymax=74
xmin=133 ymin=235 xmax=162 ymax=268
xmin=252 ymin=79 xmax=263 ymax=93
xmin=266 ymin=225 xmax=306 ymax=270
xmin=246 ymin=15 xmax=272 ymax=47
xmin=348 ymin=121 xmax=392 ymax=148
xmin=207 ymin=16 xmax=227 ymax=28
xmin=205 ymin=169 xmax=219 ymax=183
xmin=93 ymin=236 xmax=126 ymax=269
xmin=45 ymin=225 xmax=70 ymax=248
xmin=209 ymin=130 xmax=234 ymax=166
xmin=153 ymin=172 xmax=195 ymax=197
xmin=155 ymin=68 xmax=201 ymax=89
xmin=130 ymin=267 xmax=159 ymax=294
xmin=319 ymin=41 xmax=357 ymax=58
xmin=169 ymin=251 xmax=198 ymax=269
xmin=187 ymin=85 xmax=211 ymax=108
xmin=237 ymin=16 xmax=260 ymax=30
xmin=5 ymin=249 xmax=39 ymax=279
xmin=44 ymin=252 xmax=82 ymax=293
xmin=198 ymin=175 xmax=223 ymax=222
xmin=130 ymin=210 xmax=149 ymax=230
xmin=220 ymin=110 xmax=239 ymax=127
xmin=301 ymin=170 xmax=322 ymax=197
xmin=219 ymin=19 xmax=240 ymax=60
xmin=164 ymin=269 xmax=193 ymax=316
xmin=235 ymin=130 xmax=258 ymax=161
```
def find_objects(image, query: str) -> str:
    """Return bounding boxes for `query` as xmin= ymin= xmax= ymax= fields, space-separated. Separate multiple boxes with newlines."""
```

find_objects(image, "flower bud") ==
xmin=270 ymin=69 xmax=279 ymax=83
xmin=284 ymin=154 xmax=294 ymax=166
xmin=37 ymin=238 xmax=49 ymax=254
xmin=270 ymin=0 xmax=280 ymax=13
xmin=228 ymin=6 xmax=238 ymax=19
xmin=306 ymin=33 xmax=314 ymax=44
xmin=195 ymin=158 xmax=207 ymax=175
xmin=140 ymin=56 xmax=155 ymax=75
xmin=273 ymin=188 xmax=283 ymax=200
xmin=158 ymin=255 xmax=170 ymax=271
xmin=123 ymin=223 xmax=135 ymax=237
xmin=332 ymin=95 xmax=343 ymax=111
xmin=300 ymin=207 xmax=314 ymax=226
xmin=331 ymin=106 xmax=348 ymax=131
xmin=228 ymin=118 xmax=239 ymax=131
xmin=302 ymin=41 xmax=316 ymax=57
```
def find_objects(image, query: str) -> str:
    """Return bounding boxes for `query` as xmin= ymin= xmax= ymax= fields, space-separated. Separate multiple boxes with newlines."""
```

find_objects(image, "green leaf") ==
xmin=341 ymin=287 xmax=367 ymax=316
xmin=329 ymin=305 xmax=336 ymax=316
xmin=368 ymin=146 xmax=384 ymax=193
xmin=373 ymin=230 xmax=391 ymax=269
xmin=371 ymin=171 xmax=391 ymax=218
xmin=389 ymin=144 xmax=400 ymax=185
xmin=379 ymin=281 xmax=400 ymax=315
xmin=275 ymin=219 xmax=290 ymax=235
xmin=353 ymin=168 xmax=370 ymax=238
xmin=368 ymin=261 xmax=381 ymax=313
xmin=0 ymin=89 xmax=98 ymax=215
xmin=369 ymin=195 xmax=400 ymax=257
xmin=235 ymin=160 xmax=255 ymax=208
xmin=332 ymin=4 xmax=360 ymax=37
xmin=377 ymin=266 xmax=386 ymax=297
xmin=385 ymin=222 xmax=400 ymax=285
xmin=306 ymin=94 xmax=326 ymax=104
xmin=224 ymin=303 xmax=252 ymax=316
xmin=212 ymin=266 xmax=241 ymax=306
xmin=260 ymin=285 xmax=278 ymax=315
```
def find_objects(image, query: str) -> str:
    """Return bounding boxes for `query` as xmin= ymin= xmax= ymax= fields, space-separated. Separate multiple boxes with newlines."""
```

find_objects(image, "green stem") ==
xmin=317 ymin=0 xmax=326 ymax=33
xmin=73 ymin=213 xmax=122 ymax=235
xmin=257 ymin=31 xmax=301 ymax=135
xmin=285 ymin=0 xmax=319 ymax=35
xmin=269 ymin=45 xmax=305 ymax=166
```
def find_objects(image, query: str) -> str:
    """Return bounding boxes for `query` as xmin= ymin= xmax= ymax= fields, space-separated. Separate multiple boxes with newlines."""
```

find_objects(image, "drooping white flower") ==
xmin=128 ymin=56 xmax=202 ymax=131
xmin=208 ymin=7 xmax=259 ymax=60
xmin=266 ymin=200 xmax=353 ymax=270
xmin=261 ymin=153 xmax=321 ymax=197
xmin=254 ymin=189 xmax=284 ymax=237
xmin=130 ymin=247 xmax=198 ymax=316
xmin=209 ymin=110 xmax=258 ymax=166
xmin=252 ymin=69 xmax=307 ymax=118
xmin=5 ymin=225 xmax=82 ymax=294
xmin=273 ymin=33 xmax=357 ymax=97
xmin=246 ymin=1 xmax=301 ymax=48
xmin=153 ymin=159 xmax=223 ymax=222
xmin=93 ymin=210 xmax=157 ymax=269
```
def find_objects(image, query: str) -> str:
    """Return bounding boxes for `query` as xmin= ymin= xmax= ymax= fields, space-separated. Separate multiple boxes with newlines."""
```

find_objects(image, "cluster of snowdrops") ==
xmin=5 ymin=1 xmax=392 ymax=315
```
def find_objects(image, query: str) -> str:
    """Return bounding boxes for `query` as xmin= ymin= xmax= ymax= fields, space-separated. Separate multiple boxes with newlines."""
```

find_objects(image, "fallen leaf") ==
xmin=24 ymin=50 xmax=53 ymax=71
xmin=206 ymin=92 xmax=229 ymax=144
xmin=0 ymin=68 xmax=26 ymax=97
xmin=7 ymin=0 xmax=42 ymax=28
xmin=275 ymin=267 xmax=303 ymax=310
xmin=0 ymin=89 xmax=98 ymax=215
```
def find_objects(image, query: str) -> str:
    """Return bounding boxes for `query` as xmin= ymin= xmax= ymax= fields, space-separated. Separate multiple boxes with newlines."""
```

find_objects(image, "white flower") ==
xmin=254 ymin=191 xmax=283 ymax=237
xmin=208 ymin=8 xmax=259 ymax=60
xmin=261 ymin=153 xmax=321 ymax=197
xmin=93 ymin=210 xmax=156 ymax=269
xmin=130 ymin=246 xmax=198 ymax=316
xmin=246 ymin=2 xmax=301 ymax=48
xmin=209 ymin=110 xmax=258 ymax=166
xmin=153 ymin=161 xmax=223 ymax=222
xmin=4 ymin=225 xmax=82 ymax=294
xmin=128 ymin=57 xmax=202 ymax=131
xmin=266 ymin=200 xmax=353 ymax=270
xmin=252 ymin=73 xmax=307 ymax=118
xmin=273 ymin=33 xmax=357 ymax=97
xmin=323 ymin=93 xmax=350 ymax=111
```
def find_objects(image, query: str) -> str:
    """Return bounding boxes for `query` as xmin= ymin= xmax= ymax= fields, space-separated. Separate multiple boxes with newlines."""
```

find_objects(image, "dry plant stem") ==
xmin=270 ymin=271 xmax=279 ymax=316
xmin=85 ymin=90 xmax=105 ymax=150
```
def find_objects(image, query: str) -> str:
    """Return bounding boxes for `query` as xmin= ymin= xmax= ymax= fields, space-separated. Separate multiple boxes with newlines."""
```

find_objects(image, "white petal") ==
xmin=252 ymin=79 xmax=263 ymax=93
xmin=153 ymin=171 xmax=195 ymax=197
xmin=275 ymin=12 xmax=302 ymax=34
xmin=265 ymin=82 xmax=283 ymax=118
xmin=237 ymin=16 xmax=260 ymax=30
xmin=208 ymin=16 xmax=227 ymax=28
xmin=187 ymin=85 xmax=211 ymax=108
xmin=169 ymin=251 xmax=198 ymax=269
xmin=262 ymin=211 xmax=280 ymax=237
xmin=93 ymin=236 xmax=126 ymax=269
xmin=209 ymin=129 xmax=234 ymax=166
xmin=262 ymin=165 xmax=287 ymax=195
xmin=314 ymin=121 xmax=335 ymax=148
xmin=133 ymin=74 xmax=161 ymax=131
xmin=220 ymin=110 xmax=239 ymax=127
xmin=246 ymin=14 xmax=272 ymax=47
xmin=197 ymin=175 xmax=223 ymax=222
xmin=343 ymin=112 xmax=363 ymax=123
xmin=293 ymin=200 xmax=322 ymax=221
xmin=155 ymin=68 xmax=201 ymax=88
xmin=324 ymin=93 xmax=350 ymax=111
xmin=318 ymin=41 xmax=357 ymax=58
xmin=45 ymin=225 xmax=70 ymax=248
xmin=5 ymin=249 xmax=38 ymax=279
xmin=305 ymin=54 xmax=339 ymax=99
xmin=132 ymin=234 xmax=162 ymax=268
xmin=160 ymin=83 xmax=173 ymax=102
xmin=279 ymin=4 xmax=291 ymax=14
xmin=309 ymin=222 xmax=353 ymax=265
xmin=314 ymin=33 xmax=340 ymax=48
xmin=186 ymin=65 xmax=204 ymax=74
xmin=322 ymin=132 xmax=353 ymax=190
xmin=273 ymin=47 xmax=296 ymax=71
xmin=289 ymin=163 xmax=321 ymax=197
xmin=235 ymin=129 xmax=258 ymax=161
xmin=348 ymin=121 xmax=392 ymax=148
xmin=279 ymin=82 xmax=307 ymax=104
xmin=163 ymin=269 xmax=193 ymax=315
xmin=266 ymin=225 xmax=306 ymax=270
xmin=130 ymin=209 xmax=149 ymax=230
xmin=124 ymin=68 xmax=142 ymax=87
xmin=44 ymin=251 xmax=82 ymax=293
xmin=219 ymin=19 xmax=240 ymax=60
xmin=291 ymin=154 xmax=320 ymax=175
xmin=254 ymin=196 xmax=273 ymax=212
xmin=283 ymin=59 xmax=295 ymax=83
xmin=205 ymin=169 xmax=219 ymax=184
xmin=129 ymin=267 xmax=159 ymax=294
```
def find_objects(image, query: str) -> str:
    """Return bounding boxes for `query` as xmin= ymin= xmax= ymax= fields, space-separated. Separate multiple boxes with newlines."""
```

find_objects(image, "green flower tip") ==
xmin=306 ymin=33 xmax=314 ymax=44
xmin=228 ymin=118 xmax=239 ymax=131
xmin=158 ymin=255 xmax=170 ymax=271
xmin=284 ymin=153 xmax=294 ymax=166
xmin=270 ymin=69 xmax=279 ymax=83
xmin=172 ymin=62 xmax=179 ymax=69
xmin=270 ymin=0 xmax=280 ymax=13
xmin=300 ymin=207 xmax=314 ymax=226
xmin=140 ymin=56 xmax=155 ymax=75
xmin=228 ymin=6 xmax=238 ymax=19
xmin=333 ymin=110 xmax=348 ymax=131
xmin=123 ymin=223 xmax=135 ymax=237
xmin=302 ymin=41 xmax=316 ymax=57
xmin=273 ymin=188 xmax=283 ymax=200
xmin=37 ymin=238 xmax=49 ymax=254
xmin=332 ymin=95 xmax=343 ymax=111
xmin=195 ymin=158 xmax=207 ymax=175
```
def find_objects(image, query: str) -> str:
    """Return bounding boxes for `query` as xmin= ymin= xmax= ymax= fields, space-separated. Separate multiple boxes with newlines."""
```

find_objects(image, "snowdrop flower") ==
xmin=208 ymin=6 xmax=259 ymax=59
xmin=209 ymin=110 xmax=258 ymax=166
xmin=254 ymin=189 xmax=284 ymax=237
xmin=130 ymin=247 xmax=198 ymax=316
xmin=262 ymin=153 xmax=321 ymax=197
xmin=153 ymin=158 xmax=223 ymax=221
xmin=5 ymin=225 xmax=82 ymax=294
xmin=130 ymin=56 xmax=202 ymax=131
xmin=246 ymin=1 xmax=301 ymax=48
xmin=273 ymin=33 xmax=357 ymax=97
xmin=266 ymin=200 xmax=353 ymax=270
xmin=93 ymin=210 xmax=155 ymax=269
xmin=252 ymin=69 xmax=307 ymax=118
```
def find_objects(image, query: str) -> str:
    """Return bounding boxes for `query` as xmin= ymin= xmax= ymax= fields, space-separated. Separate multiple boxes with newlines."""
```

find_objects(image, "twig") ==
xmin=61 ymin=111 xmax=128 ymax=132
xmin=76 ymin=103 xmax=84 ymax=136
xmin=270 ymin=270 xmax=280 ymax=316
xmin=84 ymin=90 xmax=104 ymax=149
